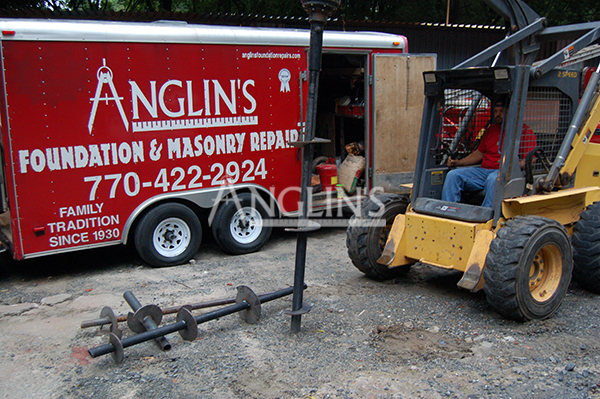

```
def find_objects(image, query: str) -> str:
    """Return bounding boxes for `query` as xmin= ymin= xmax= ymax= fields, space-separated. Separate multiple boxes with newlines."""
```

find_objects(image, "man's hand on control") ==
xmin=447 ymin=157 xmax=459 ymax=167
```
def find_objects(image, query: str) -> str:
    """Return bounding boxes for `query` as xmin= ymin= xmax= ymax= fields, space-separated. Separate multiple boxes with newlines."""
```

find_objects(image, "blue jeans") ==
xmin=441 ymin=167 xmax=498 ymax=207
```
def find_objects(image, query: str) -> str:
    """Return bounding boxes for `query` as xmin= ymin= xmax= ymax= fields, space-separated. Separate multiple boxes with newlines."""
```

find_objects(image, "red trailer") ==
xmin=0 ymin=19 xmax=434 ymax=266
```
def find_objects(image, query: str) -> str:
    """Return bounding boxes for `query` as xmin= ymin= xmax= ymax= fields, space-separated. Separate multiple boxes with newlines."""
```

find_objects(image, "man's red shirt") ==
xmin=478 ymin=123 xmax=536 ymax=169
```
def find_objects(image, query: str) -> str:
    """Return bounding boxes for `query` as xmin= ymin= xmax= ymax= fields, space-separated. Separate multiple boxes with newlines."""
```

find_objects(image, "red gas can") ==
xmin=315 ymin=164 xmax=338 ymax=192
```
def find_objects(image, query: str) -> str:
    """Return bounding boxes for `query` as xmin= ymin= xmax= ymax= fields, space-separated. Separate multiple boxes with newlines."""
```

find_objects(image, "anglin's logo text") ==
xmin=87 ymin=59 xmax=259 ymax=134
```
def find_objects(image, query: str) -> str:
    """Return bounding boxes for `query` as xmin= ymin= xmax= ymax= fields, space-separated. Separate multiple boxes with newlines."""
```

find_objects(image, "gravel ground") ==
xmin=1 ymin=225 xmax=600 ymax=398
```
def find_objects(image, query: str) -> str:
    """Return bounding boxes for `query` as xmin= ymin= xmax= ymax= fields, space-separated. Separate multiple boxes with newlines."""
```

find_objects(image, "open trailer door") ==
xmin=371 ymin=53 xmax=436 ymax=193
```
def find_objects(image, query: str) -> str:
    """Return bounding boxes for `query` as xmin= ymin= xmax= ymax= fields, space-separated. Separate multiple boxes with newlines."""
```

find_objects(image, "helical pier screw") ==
xmin=123 ymin=291 xmax=171 ymax=351
xmin=79 ymin=286 xmax=305 ymax=329
xmin=88 ymin=285 xmax=299 ymax=362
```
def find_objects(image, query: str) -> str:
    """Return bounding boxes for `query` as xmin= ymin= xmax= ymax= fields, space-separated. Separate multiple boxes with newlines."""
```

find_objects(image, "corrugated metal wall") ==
xmin=343 ymin=22 xmax=506 ymax=69
xmin=0 ymin=9 xmax=506 ymax=69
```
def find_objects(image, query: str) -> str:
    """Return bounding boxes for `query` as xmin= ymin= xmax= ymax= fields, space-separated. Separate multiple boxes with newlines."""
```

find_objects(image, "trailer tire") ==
xmin=483 ymin=216 xmax=572 ymax=321
xmin=346 ymin=194 xmax=412 ymax=280
xmin=134 ymin=203 xmax=202 ymax=267
xmin=211 ymin=193 xmax=272 ymax=255
xmin=573 ymin=201 xmax=600 ymax=294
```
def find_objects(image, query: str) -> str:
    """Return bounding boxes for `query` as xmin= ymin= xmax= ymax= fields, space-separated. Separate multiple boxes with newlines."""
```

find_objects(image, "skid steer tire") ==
xmin=346 ymin=194 xmax=412 ymax=280
xmin=483 ymin=216 xmax=572 ymax=321
xmin=573 ymin=201 xmax=600 ymax=294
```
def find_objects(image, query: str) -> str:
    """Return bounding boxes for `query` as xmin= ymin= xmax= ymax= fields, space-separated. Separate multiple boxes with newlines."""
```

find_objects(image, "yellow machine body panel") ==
xmin=561 ymin=85 xmax=600 ymax=178
xmin=574 ymin=143 xmax=600 ymax=189
xmin=379 ymin=214 xmax=413 ymax=266
xmin=382 ymin=187 xmax=600 ymax=292
xmin=502 ymin=186 xmax=600 ymax=226
xmin=389 ymin=210 xmax=493 ymax=272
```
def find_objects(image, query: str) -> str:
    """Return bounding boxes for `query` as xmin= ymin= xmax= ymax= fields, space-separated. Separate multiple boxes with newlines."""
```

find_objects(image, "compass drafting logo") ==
xmin=88 ymin=59 xmax=129 ymax=134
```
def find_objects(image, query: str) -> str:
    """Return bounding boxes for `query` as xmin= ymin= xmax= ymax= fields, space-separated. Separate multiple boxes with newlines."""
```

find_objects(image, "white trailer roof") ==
xmin=0 ymin=18 xmax=406 ymax=50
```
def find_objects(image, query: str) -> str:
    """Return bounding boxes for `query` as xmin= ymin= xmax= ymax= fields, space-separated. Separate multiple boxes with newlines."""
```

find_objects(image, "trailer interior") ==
xmin=311 ymin=52 xmax=368 ymax=214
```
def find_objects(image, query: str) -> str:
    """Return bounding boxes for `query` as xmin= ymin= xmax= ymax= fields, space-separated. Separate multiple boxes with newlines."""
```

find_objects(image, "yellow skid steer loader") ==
xmin=346 ymin=0 xmax=600 ymax=321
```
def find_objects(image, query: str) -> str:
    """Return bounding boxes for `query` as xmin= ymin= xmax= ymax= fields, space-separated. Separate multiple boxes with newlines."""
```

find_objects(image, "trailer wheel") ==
xmin=483 ymin=216 xmax=572 ymax=321
xmin=346 ymin=194 xmax=412 ymax=280
xmin=573 ymin=201 xmax=600 ymax=294
xmin=211 ymin=193 xmax=272 ymax=255
xmin=134 ymin=203 xmax=202 ymax=267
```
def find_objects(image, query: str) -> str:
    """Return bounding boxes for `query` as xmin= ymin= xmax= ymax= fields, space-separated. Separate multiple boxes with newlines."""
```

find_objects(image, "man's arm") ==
xmin=519 ymin=124 xmax=537 ymax=169
xmin=447 ymin=149 xmax=484 ymax=167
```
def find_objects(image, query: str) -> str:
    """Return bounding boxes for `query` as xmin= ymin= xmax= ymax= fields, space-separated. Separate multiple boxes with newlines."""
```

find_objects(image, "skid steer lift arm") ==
xmin=346 ymin=0 xmax=600 ymax=323
xmin=537 ymin=64 xmax=600 ymax=192
xmin=459 ymin=0 xmax=600 ymax=74
xmin=378 ymin=0 xmax=600 ymax=269
xmin=456 ymin=0 xmax=545 ymax=69
xmin=444 ymin=0 xmax=600 ymax=198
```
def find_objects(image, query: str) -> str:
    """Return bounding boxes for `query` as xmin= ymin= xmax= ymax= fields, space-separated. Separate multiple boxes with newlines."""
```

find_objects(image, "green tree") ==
xmin=527 ymin=0 xmax=600 ymax=25
xmin=339 ymin=0 xmax=505 ymax=24
xmin=2 ymin=0 xmax=48 ymax=10
xmin=2 ymin=0 xmax=599 ymax=25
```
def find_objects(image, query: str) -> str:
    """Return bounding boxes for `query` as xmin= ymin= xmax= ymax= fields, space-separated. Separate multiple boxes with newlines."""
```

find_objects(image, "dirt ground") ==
xmin=1 ymin=226 xmax=600 ymax=398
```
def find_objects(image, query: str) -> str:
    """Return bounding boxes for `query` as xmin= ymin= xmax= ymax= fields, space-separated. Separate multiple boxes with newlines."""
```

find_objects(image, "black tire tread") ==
xmin=573 ymin=201 xmax=600 ymax=294
xmin=484 ymin=216 xmax=570 ymax=321
xmin=346 ymin=194 xmax=411 ymax=280
xmin=211 ymin=192 xmax=272 ymax=255
xmin=134 ymin=203 xmax=202 ymax=268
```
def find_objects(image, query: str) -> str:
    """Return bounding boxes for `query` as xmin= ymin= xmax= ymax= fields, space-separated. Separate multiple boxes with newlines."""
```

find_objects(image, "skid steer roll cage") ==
xmin=412 ymin=0 xmax=600 ymax=225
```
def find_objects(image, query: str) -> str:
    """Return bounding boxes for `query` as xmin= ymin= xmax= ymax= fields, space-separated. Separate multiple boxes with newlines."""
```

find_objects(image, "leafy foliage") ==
xmin=2 ymin=0 xmax=599 ymax=25
xmin=527 ymin=0 xmax=600 ymax=25
xmin=2 ymin=0 xmax=48 ymax=10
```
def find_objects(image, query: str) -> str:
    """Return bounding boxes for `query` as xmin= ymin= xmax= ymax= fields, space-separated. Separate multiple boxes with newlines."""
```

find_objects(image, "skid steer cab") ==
xmin=347 ymin=64 xmax=600 ymax=321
